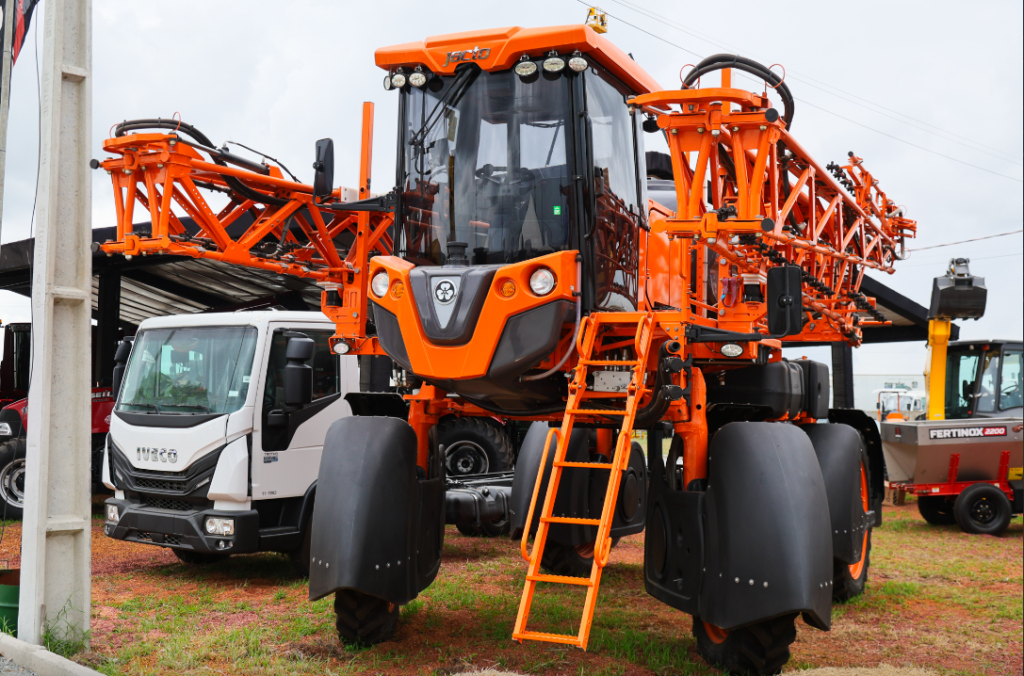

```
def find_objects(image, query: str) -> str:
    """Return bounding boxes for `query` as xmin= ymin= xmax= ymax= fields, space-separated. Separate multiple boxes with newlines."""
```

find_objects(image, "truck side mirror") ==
xmin=312 ymin=138 xmax=334 ymax=200
xmin=766 ymin=265 xmax=803 ymax=337
xmin=112 ymin=337 xmax=134 ymax=397
xmin=284 ymin=336 xmax=315 ymax=407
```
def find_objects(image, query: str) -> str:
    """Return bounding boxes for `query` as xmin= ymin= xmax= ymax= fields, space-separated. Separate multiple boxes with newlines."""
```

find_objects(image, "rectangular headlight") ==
xmin=106 ymin=504 xmax=120 ymax=522
xmin=204 ymin=517 xmax=234 ymax=536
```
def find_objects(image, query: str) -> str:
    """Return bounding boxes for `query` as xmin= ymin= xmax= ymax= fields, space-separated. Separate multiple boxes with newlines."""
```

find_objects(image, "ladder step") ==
xmin=554 ymin=461 xmax=614 ymax=469
xmin=540 ymin=516 xmax=601 ymax=525
xmin=513 ymin=630 xmax=584 ymax=647
xmin=526 ymin=573 xmax=594 ymax=586
xmin=566 ymin=409 xmax=627 ymax=415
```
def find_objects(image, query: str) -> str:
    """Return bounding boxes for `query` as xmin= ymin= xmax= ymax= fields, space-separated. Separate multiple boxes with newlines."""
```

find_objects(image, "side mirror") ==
xmin=766 ymin=265 xmax=803 ymax=337
xmin=312 ymin=138 xmax=334 ymax=200
xmin=284 ymin=336 xmax=315 ymax=407
xmin=112 ymin=337 xmax=135 ymax=397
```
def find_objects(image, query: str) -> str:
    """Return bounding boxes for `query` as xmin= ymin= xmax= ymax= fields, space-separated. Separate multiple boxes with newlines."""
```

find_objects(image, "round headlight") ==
xmin=391 ymin=72 xmax=407 ymax=88
xmin=542 ymin=57 xmax=566 ymax=73
xmin=333 ymin=341 xmax=351 ymax=355
xmin=205 ymin=518 xmax=216 ymax=534
xmin=383 ymin=75 xmax=394 ymax=91
xmin=409 ymin=71 xmax=427 ymax=87
xmin=514 ymin=61 xmax=538 ymax=77
xmin=529 ymin=268 xmax=556 ymax=296
xmin=720 ymin=343 xmax=744 ymax=358
xmin=371 ymin=270 xmax=390 ymax=297
xmin=568 ymin=56 xmax=588 ymax=72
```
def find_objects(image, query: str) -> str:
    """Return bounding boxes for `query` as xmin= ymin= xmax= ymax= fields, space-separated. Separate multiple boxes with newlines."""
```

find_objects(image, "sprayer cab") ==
xmin=370 ymin=26 xmax=657 ymax=411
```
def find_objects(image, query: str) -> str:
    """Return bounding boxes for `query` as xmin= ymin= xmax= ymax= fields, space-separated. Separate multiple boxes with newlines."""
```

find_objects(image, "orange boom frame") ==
xmin=97 ymin=23 xmax=916 ymax=674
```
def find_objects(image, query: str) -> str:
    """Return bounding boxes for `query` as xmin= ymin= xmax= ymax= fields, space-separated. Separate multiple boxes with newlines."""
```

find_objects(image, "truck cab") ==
xmin=102 ymin=311 xmax=356 ymax=570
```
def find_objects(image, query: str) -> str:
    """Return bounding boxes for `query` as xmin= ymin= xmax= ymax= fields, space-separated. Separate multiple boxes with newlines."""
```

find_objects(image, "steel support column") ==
xmin=831 ymin=342 xmax=855 ymax=409
xmin=19 ymin=0 xmax=92 ymax=645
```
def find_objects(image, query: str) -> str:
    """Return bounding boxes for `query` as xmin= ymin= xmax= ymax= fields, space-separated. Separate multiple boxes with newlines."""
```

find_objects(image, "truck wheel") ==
xmin=334 ymin=589 xmax=399 ymax=646
xmin=173 ymin=549 xmax=229 ymax=565
xmin=0 ymin=439 xmax=26 ymax=520
xmin=833 ymin=462 xmax=872 ymax=602
xmin=917 ymin=495 xmax=956 ymax=525
xmin=693 ymin=613 xmax=797 ymax=676
xmin=439 ymin=417 xmax=513 ymax=476
xmin=953 ymin=483 xmax=1012 ymax=536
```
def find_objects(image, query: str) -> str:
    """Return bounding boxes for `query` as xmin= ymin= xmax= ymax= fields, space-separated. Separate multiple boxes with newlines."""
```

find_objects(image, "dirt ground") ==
xmin=0 ymin=501 xmax=1020 ymax=676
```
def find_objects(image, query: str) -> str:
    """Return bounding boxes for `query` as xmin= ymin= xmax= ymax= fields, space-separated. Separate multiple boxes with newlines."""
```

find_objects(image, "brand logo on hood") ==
xmin=137 ymin=447 xmax=178 ymax=463
xmin=434 ymin=280 xmax=457 ymax=305
xmin=442 ymin=46 xmax=491 ymax=67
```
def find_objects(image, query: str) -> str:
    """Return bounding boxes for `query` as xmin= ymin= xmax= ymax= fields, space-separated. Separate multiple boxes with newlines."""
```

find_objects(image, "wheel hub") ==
xmin=445 ymin=440 xmax=489 ymax=476
xmin=970 ymin=498 xmax=995 ymax=524
xmin=0 ymin=458 xmax=26 ymax=507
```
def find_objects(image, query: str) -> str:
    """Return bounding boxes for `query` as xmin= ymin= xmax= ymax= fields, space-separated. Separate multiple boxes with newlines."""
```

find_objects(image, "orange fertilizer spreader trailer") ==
xmin=93 ymin=22 xmax=918 ymax=675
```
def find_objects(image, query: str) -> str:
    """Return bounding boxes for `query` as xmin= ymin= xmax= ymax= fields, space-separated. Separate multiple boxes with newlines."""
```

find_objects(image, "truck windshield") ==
xmin=398 ymin=68 xmax=572 ymax=266
xmin=117 ymin=326 xmax=258 ymax=415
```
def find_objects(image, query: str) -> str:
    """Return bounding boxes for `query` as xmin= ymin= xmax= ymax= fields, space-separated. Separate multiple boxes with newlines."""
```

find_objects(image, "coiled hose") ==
xmin=681 ymin=54 xmax=795 ymax=131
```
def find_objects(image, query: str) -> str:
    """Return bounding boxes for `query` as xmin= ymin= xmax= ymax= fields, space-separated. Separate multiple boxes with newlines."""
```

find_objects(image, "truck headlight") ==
xmin=106 ymin=504 xmax=120 ymax=522
xmin=0 ymin=423 xmax=11 ymax=436
xmin=205 ymin=517 xmax=234 ymax=536
xmin=371 ymin=271 xmax=390 ymax=297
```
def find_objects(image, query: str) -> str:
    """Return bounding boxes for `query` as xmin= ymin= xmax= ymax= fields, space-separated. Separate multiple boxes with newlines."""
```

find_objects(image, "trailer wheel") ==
xmin=173 ymin=549 xmax=229 ymax=565
xmin=953 ymin=483 xmax=1012 ymax=536
xmin=439 ymin=417 xmax=513 ymax=477
xmin=692 ymin=613 xmax=797 ymax=676
xmin=334 ymin=589 xmax=399 ymax=646
xmin=833 ymin=462 xmax=872 ymax=602
xmin=0 ymin=439 xmax=26 ymax=520
xmin=917 ymin=495 xmax=956 ymax=525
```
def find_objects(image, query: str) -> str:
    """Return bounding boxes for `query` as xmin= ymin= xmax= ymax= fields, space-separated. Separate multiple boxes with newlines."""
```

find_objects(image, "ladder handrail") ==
xmin=520 ymin=427 xmax=562 ymax=562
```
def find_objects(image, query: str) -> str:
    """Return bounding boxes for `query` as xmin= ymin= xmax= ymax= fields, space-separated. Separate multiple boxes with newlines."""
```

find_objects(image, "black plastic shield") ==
xmin=308 ymin=417 xmax=420 ymax=604
xmin=804 ymin=423 xmax=869 ymax=565
xmin=699 ymin=422 xmax=833 ymax=631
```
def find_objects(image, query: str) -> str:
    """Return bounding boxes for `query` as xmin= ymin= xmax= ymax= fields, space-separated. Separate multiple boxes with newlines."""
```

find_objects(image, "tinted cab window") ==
xmin=261 ymin=330 xmax=338 ymax=451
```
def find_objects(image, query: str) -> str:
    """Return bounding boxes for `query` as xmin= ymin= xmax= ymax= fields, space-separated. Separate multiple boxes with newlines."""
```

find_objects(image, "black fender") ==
xmin=308 ymin=416 xmax=444 ymax=604
xmin=804 ymin=423 xmax=871 ymax=565
xmin=700 ymin=422 xmax=832 ymax=631
xmin=828 ymin=409 xmax=885 ymax=526
xmin=509 ymin=422 xmax=646 ymax=545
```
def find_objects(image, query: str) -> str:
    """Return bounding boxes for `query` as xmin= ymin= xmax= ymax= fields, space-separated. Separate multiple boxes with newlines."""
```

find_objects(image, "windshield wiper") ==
xmin=122 ymin=403 xmax=160 ymax=413
xmin=408 ymin=67 xmax=479 ymax=150
xmin=160 ymin=403 xmax=213 ymax=414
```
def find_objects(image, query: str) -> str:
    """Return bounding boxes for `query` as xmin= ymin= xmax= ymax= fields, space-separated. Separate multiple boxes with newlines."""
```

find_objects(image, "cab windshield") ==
xmin=117 ymin=326 xmax=258 ymax=415
xmin=398 ymin=69 xmax=572 ymax=266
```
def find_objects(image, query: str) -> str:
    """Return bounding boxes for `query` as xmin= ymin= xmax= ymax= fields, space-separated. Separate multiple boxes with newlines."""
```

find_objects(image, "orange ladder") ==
xmin=512 ymin=312 xmax=655 ymax=649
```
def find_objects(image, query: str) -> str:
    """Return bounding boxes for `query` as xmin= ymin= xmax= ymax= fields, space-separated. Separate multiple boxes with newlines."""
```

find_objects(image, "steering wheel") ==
xmin=475 ymin=164 xmax=505 ymax=185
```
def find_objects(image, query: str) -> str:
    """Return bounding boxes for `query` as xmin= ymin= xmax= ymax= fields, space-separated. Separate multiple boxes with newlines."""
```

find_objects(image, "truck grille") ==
xmin=133 ymin=532 xmax=182 ymax=545
xmin=135 ymin=477 xmax=187 ymax=492
xmin=142 ymin=497 xmax=196 ymax=512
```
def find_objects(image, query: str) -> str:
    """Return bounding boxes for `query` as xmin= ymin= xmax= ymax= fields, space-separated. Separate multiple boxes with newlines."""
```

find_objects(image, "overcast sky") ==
xmin=1 ymin=0 xmax=1021 ymax=376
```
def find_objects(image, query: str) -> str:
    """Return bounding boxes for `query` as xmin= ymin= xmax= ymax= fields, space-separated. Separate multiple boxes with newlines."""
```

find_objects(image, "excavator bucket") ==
xmin=928 ymin=258 xmax=987 ymax=320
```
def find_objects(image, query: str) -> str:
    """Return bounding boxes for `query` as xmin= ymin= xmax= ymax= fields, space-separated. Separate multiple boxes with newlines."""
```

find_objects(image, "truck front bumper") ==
xmin=103 ymin=498 xmax=259 ymax=555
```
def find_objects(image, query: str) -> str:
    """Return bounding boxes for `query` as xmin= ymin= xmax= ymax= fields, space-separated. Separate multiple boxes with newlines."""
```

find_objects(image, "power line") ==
xmin=585 ymin=1 xmax=1024 ymax=183
xmin=600 ymin=0 xmax=1024 ymax=166
xmin=908 ymin=229 xmax=1023 ymax=251
xmin=897 ymin=251 xmax=1023 ymax=269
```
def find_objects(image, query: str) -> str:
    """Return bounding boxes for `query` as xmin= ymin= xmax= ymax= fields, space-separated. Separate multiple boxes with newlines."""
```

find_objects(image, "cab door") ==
xmin=251 ymin=323 xmax=358 ymax=500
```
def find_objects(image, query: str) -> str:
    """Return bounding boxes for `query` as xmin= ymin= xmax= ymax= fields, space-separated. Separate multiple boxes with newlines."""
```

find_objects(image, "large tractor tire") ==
xmin=438 ymin=417 xmax=513 ymax=477
xmin=0 ymin=438 xmax=26 ymax=521
xmin=832 ymin=531 xmax=871 ymax=602
xmin=173 ymin=549 xmax=229 ymax=565
xmin=953 ymin=483 xmax=1012 ymax=536
xmin=334 ymin=589 xmax=399 ymax=646
xmin=692 ymin=613 xmax=797 ymax=676
xmin=917 ymin=495 xmax=956 ymax=525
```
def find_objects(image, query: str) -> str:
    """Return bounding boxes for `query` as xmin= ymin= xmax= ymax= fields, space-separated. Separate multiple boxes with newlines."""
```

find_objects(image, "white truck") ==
xmin=101 ymin=310 xmax=516 ymax=573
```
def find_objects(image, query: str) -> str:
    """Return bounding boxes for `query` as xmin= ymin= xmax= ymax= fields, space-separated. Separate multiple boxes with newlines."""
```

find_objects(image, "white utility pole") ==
xmin=19 ymin=0 xmax=92 ymax=646
xmin=0 ymin=0 xmax=18 ymax=238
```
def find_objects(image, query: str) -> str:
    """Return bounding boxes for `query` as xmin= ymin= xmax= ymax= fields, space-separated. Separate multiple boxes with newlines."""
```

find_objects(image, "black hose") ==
xmin=681 ymin=54 xmax=795 ymax=131
xmin=633 ymin=342 xmax=677 ymax=429
xmin=114 ymin=118 xmax=289 ymax=206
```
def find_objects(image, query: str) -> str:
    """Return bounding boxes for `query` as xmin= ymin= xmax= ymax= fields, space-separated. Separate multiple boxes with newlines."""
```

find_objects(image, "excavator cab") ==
xmin=370 ymin=26 xmax=657 ymax=411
